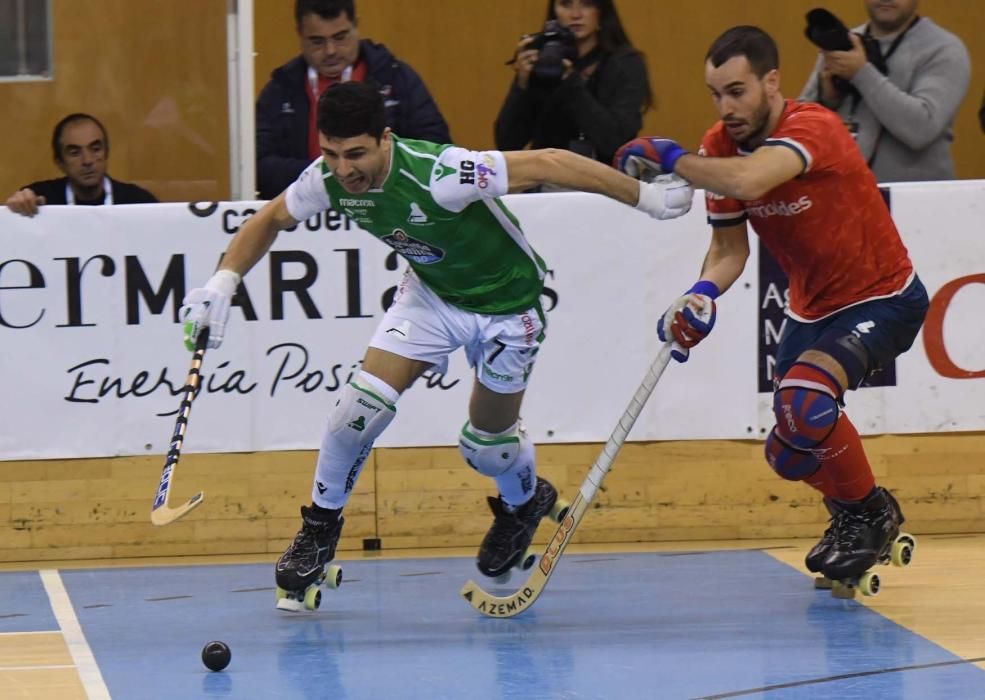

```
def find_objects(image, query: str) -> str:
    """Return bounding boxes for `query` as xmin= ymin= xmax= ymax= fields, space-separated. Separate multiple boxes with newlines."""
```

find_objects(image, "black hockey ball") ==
xmin=201 ymin=640 xmax=231 ymax=672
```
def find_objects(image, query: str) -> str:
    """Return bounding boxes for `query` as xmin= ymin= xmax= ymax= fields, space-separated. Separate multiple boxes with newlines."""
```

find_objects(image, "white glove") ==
xmin=180 ymin=269 xmax=240 ymax=351
xmin=635 ymin=175 xmax=694 ymax=221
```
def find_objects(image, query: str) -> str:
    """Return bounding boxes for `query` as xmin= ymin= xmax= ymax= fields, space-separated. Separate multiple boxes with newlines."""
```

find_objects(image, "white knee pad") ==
xmin=326 ymin=380 xmax=397 ymax=447
xmin=459 ymin=421 xmax=532 ymax=477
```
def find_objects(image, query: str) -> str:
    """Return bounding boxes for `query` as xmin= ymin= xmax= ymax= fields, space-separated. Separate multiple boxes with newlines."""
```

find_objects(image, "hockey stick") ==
xmin=460 ymin=342 xmax=673 ymax=617
xmin=150 ymin=329 xmax=209 ymax=526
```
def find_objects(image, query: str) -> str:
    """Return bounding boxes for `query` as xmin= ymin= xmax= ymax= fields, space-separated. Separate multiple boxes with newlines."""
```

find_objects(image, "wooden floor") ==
xmin=2 ymin=534 xmax=984 ymax=698
xmin=769 ymin=534 xmax=985 ymax=673
xmin=0 ymin=632 xmax=84 ymax=700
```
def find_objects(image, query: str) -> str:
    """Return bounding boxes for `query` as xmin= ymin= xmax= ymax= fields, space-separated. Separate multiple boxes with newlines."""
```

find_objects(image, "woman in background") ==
xmin=494 ymin=0 xmax=652 ymax=169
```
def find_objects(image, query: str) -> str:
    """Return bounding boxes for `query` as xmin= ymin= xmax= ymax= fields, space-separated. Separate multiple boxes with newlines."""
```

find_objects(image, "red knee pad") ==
xmin=765 ymin=427 xmax=820 ymax=480
xmin=773 ymin=363 xmax=842 ymax=450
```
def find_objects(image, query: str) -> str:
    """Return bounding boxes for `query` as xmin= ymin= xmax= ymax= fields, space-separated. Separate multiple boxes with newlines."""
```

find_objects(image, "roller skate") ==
xmin=808 ymin=498 xmax=844 ymax=590
xmin=275 ymin=505 xmax=345 ymax=612
xmin=476 ymin=477 xmax=570 ymax=584
xmin=819 ymin=487 xmax=916 ymax=599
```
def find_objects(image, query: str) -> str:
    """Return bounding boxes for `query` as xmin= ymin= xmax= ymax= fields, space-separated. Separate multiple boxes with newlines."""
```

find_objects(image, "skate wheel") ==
xmin=858 ymin=571 xmax=880 ymax=597
xmin=518 ymin=547 xmax=536 ymax=571
xmin=550 ymin=499 xmax=571 ymax=523
xmin=275 ymin=586 xmax=288 ymax=601
xmin=891 ymin=533 xmax=917 ymax=567
xmin=813 ymin=576 xmax=833 ymax=590
xmin=325 ymin=564 xmax=343 ymax=589
xmin=897 ymin=533 xmax=917 ymax=549
xmin=303 ymin=585 xmax=322 ymax=611
xmin=891 ymin=539 xmax=914 ymax=567
xmin=493 ymin=570 xmax=512 ymax=585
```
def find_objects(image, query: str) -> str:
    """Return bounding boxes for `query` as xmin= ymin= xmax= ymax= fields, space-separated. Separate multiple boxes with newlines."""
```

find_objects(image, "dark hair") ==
xmin=317 ymin=82 xmax=385 ymax=140
xmin=546 ymin=0 xmax=629 ymax=54
xmin=544 ymin=0 xmax=652 ymax=111
xmin=51 ymin=113 xmax=109 ymax=162
xmin=295 ymin=0 xmax=354 ymax=26
xmin=705 ymin=25 xmax=779 ymax=77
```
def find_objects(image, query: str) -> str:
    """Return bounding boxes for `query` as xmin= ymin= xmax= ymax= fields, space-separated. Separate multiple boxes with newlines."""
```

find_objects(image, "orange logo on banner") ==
xmin=923 ymin=274 xmax=985 ymax=379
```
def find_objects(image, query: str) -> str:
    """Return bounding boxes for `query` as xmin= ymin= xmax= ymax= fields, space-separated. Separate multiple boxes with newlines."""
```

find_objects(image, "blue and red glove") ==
xmin=657 ymin=280 xmax=719 ymax=363
xmin=614 ymin=137 xmax=689 ymax=179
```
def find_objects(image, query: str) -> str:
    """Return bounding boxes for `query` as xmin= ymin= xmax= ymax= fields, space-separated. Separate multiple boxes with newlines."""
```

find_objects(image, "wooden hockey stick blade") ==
xmin=460 ymin=494 xmax=588 ymax=617
xmin=150 ymin=490 xmax=205 ymax=526
xmin=461 ymin=344 xmax=672 ymax=617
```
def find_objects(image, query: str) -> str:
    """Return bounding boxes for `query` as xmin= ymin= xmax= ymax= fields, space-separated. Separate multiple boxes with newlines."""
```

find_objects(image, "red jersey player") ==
xmin=615 ymin=26 xmax=928 ymax=594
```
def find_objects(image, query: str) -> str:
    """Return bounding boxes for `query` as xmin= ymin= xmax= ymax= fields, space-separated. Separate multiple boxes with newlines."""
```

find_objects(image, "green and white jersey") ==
xmin=285 ymin=135 xmax=547 ymax=315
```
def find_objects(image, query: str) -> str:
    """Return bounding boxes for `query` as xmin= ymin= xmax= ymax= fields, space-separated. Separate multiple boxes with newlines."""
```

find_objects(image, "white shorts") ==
xmin=368 ymin=270 xmax=546 ymax=394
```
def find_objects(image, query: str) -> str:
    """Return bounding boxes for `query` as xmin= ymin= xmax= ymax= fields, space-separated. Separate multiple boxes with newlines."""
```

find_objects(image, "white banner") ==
xmin=1 ymin=181 xmax=982 ymax=460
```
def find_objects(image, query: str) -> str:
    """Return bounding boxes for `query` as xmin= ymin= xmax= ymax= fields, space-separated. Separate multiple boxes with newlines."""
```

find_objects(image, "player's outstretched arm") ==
xmin=675 ymin=146 xmax=802 ymax=201
xmin=504 ymin=149 xmax=637 ymax=202
xmin=219 ymin=192 xmax=298 ymax=277
xmin=181 ymin=192 xmax=298 ymax=350
xmin=503 ymin=149 xmax=693 ymax=220
xmin=615 ymin=136 xmax=804 ymax=201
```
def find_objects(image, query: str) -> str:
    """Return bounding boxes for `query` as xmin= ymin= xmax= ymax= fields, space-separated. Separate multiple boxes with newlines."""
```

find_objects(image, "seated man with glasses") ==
xmin=256 ymin=0 xmax=452 ymax=200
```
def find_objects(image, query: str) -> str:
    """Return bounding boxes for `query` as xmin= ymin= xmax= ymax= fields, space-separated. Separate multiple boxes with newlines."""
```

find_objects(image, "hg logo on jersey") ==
xmin=381 ymin=229 xmax=445 ymax=264
xmin=746 ymin=195 xmax=813 ymax=218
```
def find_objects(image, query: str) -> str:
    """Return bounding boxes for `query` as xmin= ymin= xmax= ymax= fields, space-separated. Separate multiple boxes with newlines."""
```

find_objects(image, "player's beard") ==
xmin=737 ymin=93 xmax=773 ymax=151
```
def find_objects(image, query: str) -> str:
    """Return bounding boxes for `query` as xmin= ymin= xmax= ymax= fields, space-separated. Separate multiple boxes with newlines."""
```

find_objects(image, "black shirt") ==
xmin=24 ymin=177 xmax=158 ymax=205
xmin=494 ymin=47 xmax=651 ymax=165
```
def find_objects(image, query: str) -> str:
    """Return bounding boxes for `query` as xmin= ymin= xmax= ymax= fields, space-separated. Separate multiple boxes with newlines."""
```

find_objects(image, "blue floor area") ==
xmin=2 ymin=550 xmax=982 ymax=699
xmin=0 ymin=571 xmax=59 ymax=633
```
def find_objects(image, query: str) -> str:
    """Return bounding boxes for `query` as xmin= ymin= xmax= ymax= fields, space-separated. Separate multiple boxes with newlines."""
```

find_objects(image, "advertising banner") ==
xmin=1 ymin=181 xmax=982 ymax=460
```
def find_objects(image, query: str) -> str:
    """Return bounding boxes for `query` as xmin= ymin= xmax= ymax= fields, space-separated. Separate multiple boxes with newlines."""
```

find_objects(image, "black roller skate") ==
xmin=477 ymin=477 xmax=570 ymax=583
xmin=275 ymin=505 xmax=345 ymax=611
xmin=808 ymin=497 xmax=844 ymax=590
xmin=820 ymin=487 xmax=916 ymax=599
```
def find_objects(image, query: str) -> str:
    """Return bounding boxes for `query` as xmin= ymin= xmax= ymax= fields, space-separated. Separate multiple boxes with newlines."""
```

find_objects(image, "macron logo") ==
xmin=746 ymin=195 xmax=813 ymax=218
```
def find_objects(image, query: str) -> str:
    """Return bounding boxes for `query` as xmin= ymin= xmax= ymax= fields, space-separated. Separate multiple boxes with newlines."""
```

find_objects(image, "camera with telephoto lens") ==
xmin=527 ymin=20 xmax=578 ymax=87
xmin=805 ymin=8 xmax=888 ymax=98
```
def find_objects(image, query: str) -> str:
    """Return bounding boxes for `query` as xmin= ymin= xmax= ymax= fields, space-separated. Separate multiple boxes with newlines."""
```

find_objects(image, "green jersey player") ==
xmin=181 ymin=82 xmax=692 ymax=611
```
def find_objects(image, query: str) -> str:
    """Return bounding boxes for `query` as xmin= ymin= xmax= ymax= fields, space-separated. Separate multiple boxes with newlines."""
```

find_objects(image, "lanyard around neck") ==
xmin=864 ymin=15 xmax=921 ymax=64
xmin=308 ymin=64 xmax=353 ymax=97
xmin=66 ymin=176 xmax=113 ymax=205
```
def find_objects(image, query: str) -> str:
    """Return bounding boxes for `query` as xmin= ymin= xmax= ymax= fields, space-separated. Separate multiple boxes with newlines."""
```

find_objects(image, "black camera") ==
xmin=805 ymin=8 xmax=888 ymax=98
xmin=527 ymin=20 xmax=578 ymax=87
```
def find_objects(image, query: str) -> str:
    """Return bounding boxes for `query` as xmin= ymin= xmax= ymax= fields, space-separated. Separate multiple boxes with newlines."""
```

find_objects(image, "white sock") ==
xmin=312 ymin=371 xmax=399 ymax=509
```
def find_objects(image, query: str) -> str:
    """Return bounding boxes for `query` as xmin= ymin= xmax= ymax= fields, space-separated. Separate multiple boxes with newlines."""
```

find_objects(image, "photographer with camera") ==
xmin=494 ymin=0 xmax=651 ymax=171
xmin=798 ymin=0 xmax=970 ymax=183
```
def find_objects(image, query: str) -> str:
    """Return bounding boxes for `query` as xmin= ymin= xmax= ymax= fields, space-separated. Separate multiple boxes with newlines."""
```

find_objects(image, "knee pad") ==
xmin=458 ymin=421 xmax=533 ymax=477
xmin=326 ymin=380 xmax=397 ymax=448
xmin=813 ymin=330 xmax=870 ymax=389
xmin=765 ymin=427 xmax=820 ymax=481
xmin=772 ymin=382 xmax=840 ymax=451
